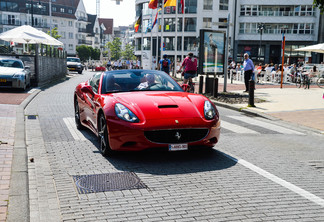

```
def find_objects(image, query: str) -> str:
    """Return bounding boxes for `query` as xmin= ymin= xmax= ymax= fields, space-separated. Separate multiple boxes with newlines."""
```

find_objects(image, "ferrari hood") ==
xmin=0 ymin=67 xmax=23 ymax=76
xmin=113 ymin=92 xmax=205 ymax=120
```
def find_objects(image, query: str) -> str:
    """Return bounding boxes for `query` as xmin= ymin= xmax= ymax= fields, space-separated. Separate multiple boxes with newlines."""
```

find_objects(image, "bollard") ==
xmin=213 ymin=78 xmax=218 ymax=98
xmin=248 ymin=80 xmax=255 ymax=107
xmin=199 ymin=75 xmax=203 ymax=94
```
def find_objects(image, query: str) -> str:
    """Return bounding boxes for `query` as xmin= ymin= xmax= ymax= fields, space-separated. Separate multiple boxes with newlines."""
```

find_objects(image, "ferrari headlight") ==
xmin=204 ymin=101 xmax=216 ymax=120
xmin=115 ymin=103 xmax=139 ymax=123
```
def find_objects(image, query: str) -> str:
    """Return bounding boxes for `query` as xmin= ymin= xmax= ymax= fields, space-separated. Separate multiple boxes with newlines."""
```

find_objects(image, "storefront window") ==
xmin=184 ymin=37 xmax=196 ymax=51
xmin=184 ymin=18 xmax=196 ymax=32
xmin=164 ymin=37 xmax=174 ymax=51
xmin=164 ymin=18 xmax=176 ymax=32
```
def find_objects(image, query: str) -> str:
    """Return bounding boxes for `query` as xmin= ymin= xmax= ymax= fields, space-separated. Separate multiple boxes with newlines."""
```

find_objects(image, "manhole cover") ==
xmin=72 ymin=172 xmax=147 ymax=194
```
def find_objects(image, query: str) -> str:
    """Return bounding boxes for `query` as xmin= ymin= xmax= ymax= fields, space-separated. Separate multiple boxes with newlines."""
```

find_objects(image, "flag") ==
xmin=134 ymin=14 xmax=142 ymax=33
xmin=148 ymin=0 xmax=158 ymax=9
xmin=164 ymin=0 xmax=176 ymax=7
xmin=180 ymin=0 xmax=184 ymax=13
xmin=152 ymin=8 xmax=161 ymax=29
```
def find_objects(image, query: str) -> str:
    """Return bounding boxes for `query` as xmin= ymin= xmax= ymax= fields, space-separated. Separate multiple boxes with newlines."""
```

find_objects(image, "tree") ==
xmin=314 ymin=0 xmax=324 ymax=12
xmin=122 ymin=44 xmax=136 ymax=60
xmin=76 ymin=45 xmax=91 ymax=62
xmin=47 ymin=27 xmax=61 ymax=40
xmin=106 ymin=37 xmax=122 ymax=61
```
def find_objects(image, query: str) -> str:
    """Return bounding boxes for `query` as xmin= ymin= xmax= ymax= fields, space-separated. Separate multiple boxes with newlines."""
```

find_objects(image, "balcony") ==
xmin=78 ymin=28 xmax=88 ymax=33
xmin=77 ymin=17 xmax=88 ymax=22
xmin=78 ymin=39 xmax=92 ymax=45
xmin=24 ymin=22 xmax=49 ymax=29
xmin=0 ymin=20 xmax=21 ymax=26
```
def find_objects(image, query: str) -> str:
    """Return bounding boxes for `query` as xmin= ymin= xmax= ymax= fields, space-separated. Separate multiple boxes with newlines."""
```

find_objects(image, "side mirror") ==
xmin=81 ymin=85 xmax=94 ymax=96
xmin=25 ymin=66 xmax=30 ymax=70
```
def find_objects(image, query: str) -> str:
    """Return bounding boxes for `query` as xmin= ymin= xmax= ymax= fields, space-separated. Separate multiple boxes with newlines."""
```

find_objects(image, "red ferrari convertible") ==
xmin=74 ymin=70 xmax=220 ymax=156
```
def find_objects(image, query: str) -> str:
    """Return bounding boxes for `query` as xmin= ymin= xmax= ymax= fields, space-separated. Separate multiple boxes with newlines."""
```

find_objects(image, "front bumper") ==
xmin=107 ymin=117 xmax=221 ymax=151
xmin=0 ymin=76 xmax=26 ymax=89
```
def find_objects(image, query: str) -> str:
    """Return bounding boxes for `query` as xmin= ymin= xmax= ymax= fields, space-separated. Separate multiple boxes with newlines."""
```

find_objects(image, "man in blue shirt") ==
xmin=159 ymin=54 xmax=171 ymax=74
xmin=243 ymin=53 xmax=254 ymax=92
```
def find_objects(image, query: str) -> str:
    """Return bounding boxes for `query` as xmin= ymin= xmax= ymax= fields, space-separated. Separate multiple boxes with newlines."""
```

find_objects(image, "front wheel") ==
xmin=317 ymin=78 xmax=324 ymax=88
xmin=98 ymin=114 xmax=113 ymax=156
xmin=74 ymin=100 xmax=85 ymax=130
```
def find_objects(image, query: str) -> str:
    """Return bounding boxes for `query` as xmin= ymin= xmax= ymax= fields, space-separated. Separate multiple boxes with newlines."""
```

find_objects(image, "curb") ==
xmin=7 ymin=89 xmax=41 ymax=222
xmin=210 ymin=98 xmax=324 ymax=135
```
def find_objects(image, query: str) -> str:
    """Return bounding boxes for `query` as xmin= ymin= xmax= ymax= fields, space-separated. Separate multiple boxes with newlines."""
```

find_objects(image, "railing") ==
xmin=77 ymin=17 xmax=88 ymax=22
xmin=0 ymin=20 xmax=21 ymax=26
xmin=78 ymin=28 xmax=87 ymax=33
xmin=78 ymin=39 xmax=92 ymax=45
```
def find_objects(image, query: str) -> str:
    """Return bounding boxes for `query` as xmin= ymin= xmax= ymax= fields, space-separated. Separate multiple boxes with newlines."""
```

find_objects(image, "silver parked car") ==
xmin=0 ymin=58 xmax=31 ymax=90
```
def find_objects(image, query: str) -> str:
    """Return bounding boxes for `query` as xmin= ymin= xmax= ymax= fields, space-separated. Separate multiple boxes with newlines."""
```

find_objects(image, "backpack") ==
xmin=162 ymin=59 xmax=168 ymax=68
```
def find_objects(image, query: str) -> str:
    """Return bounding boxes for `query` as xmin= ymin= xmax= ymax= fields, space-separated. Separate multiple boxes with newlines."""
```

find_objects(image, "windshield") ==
xmin=67 ymin=58 xmax=80 ymax=63
xmin=0 ymin=59 xmax=23 ymax=68
xmin=101 ymin=70 xmax=183 ymax=94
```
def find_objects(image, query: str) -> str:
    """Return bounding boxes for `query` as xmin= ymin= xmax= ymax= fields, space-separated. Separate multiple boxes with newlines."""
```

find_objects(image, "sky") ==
xmin=83 ymin=0 xmax=136 ymax=27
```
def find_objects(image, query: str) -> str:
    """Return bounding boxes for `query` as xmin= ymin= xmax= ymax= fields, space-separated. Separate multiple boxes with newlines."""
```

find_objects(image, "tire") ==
xmin=317 ymin=78 xmax=324 ymax=88
xmin=78 ymin=70 xmax=82 ymax=74
xmin=74 ymin=100 xmax=85 ymax=130
xmin=98 ymin=114 xmax=113 ymax=156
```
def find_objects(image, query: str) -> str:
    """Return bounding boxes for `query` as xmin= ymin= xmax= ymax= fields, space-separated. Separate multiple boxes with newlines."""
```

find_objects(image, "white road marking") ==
xmin=63 ymin=117 xmax=87 ymax=141
xmin=221 ymin=120 xmax=260 ymax=134
xmin=229 ymin=116 xmax=305 ymax=135
xmin=219 ymin=151 xmax=324 ymax=207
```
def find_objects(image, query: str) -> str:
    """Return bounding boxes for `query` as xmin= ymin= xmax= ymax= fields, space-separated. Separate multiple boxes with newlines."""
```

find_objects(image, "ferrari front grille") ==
xmin=144 ymin=128 xmax=209 ymax=144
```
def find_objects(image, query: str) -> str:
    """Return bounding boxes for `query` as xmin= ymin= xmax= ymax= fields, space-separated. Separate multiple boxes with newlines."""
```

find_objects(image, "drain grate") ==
xmin=72 ymin=172 xmax=147 ymax=194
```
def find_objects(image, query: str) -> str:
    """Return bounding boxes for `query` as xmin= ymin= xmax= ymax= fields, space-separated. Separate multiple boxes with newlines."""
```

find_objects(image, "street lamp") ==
xmin=257 ymin=23 xmax=265 ymax=63
xmin=29 ymin=0 xmax=42 ymax=27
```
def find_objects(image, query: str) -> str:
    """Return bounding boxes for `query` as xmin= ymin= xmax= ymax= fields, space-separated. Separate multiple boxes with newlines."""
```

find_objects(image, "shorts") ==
xmin=184 ymin=73 xmax=196 ymax=80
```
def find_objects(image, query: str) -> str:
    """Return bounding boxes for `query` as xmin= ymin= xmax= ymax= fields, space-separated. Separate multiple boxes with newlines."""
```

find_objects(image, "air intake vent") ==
xmin=158 ymin=105 xmax=178 ymax=109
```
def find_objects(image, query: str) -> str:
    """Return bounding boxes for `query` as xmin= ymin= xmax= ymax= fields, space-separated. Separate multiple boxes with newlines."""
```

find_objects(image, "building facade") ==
xmin=134 ymin=0 xmax=322 ymax=69
xmin=134 ymin=0 xmax=234 ymax=69
xmin=0 ymin=0 xmax=113 ymax=56
xmin=235 ymin=0 xmax=321 ymax=65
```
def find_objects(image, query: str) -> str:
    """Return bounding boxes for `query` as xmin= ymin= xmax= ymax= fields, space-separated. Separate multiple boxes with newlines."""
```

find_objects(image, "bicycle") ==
xmin=296 ymin=73 xmax=311 ymax=89
xmin=181 ymin=78 xmax=195 ymax=93
xmin=316 ymin=73 xmax=324 ymax=88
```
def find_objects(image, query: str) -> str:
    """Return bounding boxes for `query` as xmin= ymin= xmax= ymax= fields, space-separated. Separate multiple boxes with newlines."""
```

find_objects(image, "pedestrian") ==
xmin=159 ymin=54 xmax=171 ymax=74
xmin=178 ymin=52 xmax=197 ymax=84
xmin=243 ymin=53 xmax=254 ymax=92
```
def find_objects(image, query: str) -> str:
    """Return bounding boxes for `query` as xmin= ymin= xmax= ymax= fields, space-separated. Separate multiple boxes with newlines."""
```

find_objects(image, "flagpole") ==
xmin=141 ymin=8 xmax=144 ymax=69
xmin=181 ymin=0 xmax=185 ymax=62
xmin=174 ymin=0 xmax=178 ymax=77
xmin=160 ymin=1 xmax=165 ymax=63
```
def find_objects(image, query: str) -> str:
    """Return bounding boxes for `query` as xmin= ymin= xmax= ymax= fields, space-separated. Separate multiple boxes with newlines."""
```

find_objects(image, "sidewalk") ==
xmin=214 ymin=77 xmax=324 ymax=133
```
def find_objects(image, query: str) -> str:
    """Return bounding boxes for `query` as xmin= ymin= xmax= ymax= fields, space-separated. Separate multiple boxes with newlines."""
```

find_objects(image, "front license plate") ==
xmin=69 ymin=68 xmax=75 ymax=70
xmin=169 ymin=144 xmax=188 ymax=151
xmin=0 ymin=79 xmax=6 ymax=83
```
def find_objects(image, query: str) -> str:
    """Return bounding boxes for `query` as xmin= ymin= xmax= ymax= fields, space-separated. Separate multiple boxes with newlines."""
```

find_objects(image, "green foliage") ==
xmin=314 ymin=0 xmax=324 ymax=12
xmin=106 ymin=37 xmax=122 ymax=61
xmin=122 ymin=44 xmax=136 ymax=60
xmin=47 ymin=27 xmax=61 ymax=40
xmin=76 ymin=45 xmax=101 ymax=62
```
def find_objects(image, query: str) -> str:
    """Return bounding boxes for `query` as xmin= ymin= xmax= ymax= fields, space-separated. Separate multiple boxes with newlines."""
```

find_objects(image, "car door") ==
xmin=85 ymin=73 xmax=102 ymax=130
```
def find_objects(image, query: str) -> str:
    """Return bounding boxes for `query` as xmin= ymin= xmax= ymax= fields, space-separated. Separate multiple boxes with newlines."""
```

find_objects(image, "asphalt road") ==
xmin=24 ymin=71 xmax=324 ymax=221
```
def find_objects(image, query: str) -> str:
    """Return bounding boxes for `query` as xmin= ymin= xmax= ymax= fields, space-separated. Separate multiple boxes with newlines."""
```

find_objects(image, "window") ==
xmin=184 ymin=37 xmax=197 ymax=51
xmin=89 ymin=73 xmax=102 ymax=94
xmin=143 ymin=37 xmax=151 ymax=50
xmin=68 ymin=44 xmax=73 ymax=51
xmin=164 ymin=37 xmax=174 ymax=50
xmin=60 ymin=7 xmax=65 ymax=13
xmin=60 ymin=32 xmax=66 ymax=39
xmin=7 ymin=15 xmax=17 ymax=25
xmin=177 ymin=18 xmax=182 ymax=31
xmin=177 ymin=37 xmax=182 ymax=51
xmin=68 ymin=32 xmax=73 ymax=39
xmin=52 ymin=6 xmax=57 ymax=12
xmin=185 ymin=0 xmax=197 ymax=14
xmin=219 ymin=0 xmax=228 ymax=10
xmin=184 ymin=18 xmax=196 ymax=32
xmin=68 ymin=21 xmax=73 ymax=27
xmin=203 ymin=0 xmax=213 ymax=10
xmin=203 ymin=18 xmax=212 ymax=28
xmin=68 ymin=9 xmax=73 ymax=14
xmin=164 ymin=18 xmax=176 ymax=32
xmin=219 ymin=18 xmax=227 ymax=29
